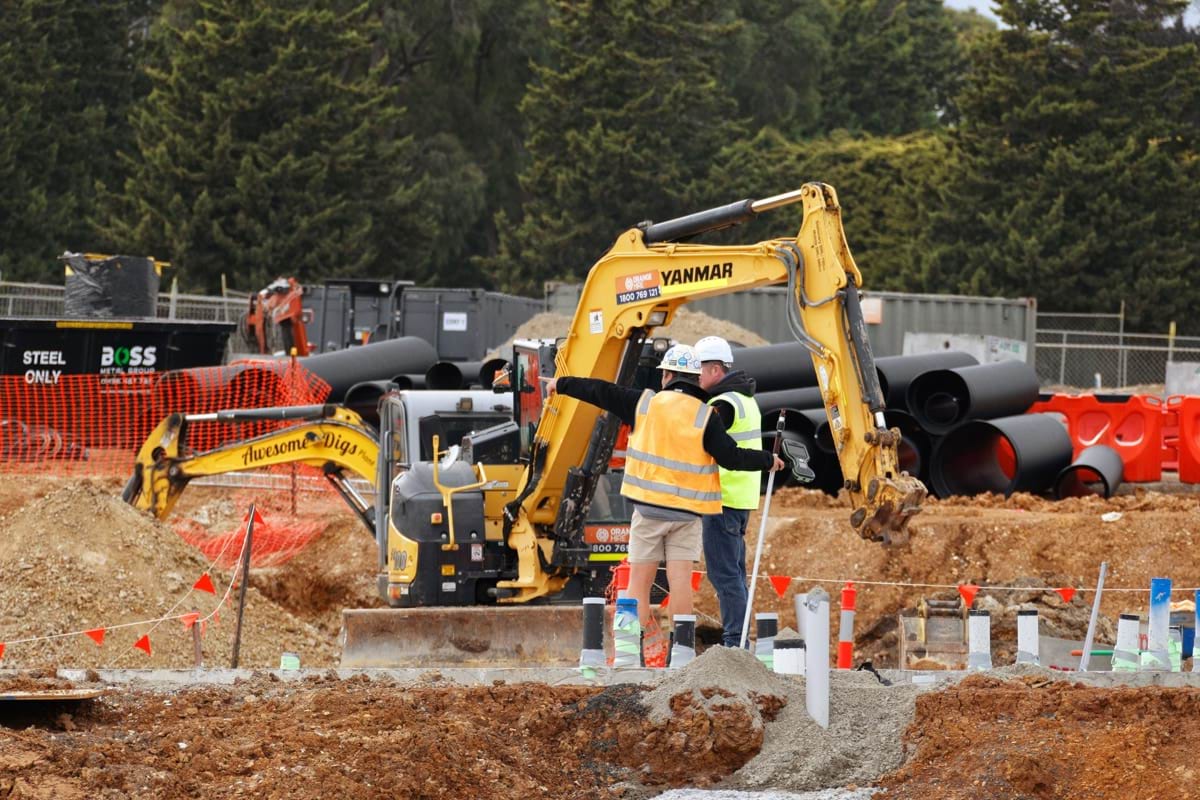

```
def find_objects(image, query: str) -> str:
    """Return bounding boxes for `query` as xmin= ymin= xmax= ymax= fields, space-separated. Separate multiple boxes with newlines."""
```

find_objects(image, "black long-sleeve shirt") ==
xmin=555 ymin=376 xmax=774 ymax=472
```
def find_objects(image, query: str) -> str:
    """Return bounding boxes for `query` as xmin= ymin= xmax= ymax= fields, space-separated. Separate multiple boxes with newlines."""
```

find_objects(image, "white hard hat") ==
xmin=695 ymin=336 xmax=734 ymax=365
xmin=657 ymin=344 xmax=702 ymax=375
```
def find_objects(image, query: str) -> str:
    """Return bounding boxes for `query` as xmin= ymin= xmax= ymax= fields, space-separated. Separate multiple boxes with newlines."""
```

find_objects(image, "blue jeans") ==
xmin=703 ymin=506 xmax=751 ymax=648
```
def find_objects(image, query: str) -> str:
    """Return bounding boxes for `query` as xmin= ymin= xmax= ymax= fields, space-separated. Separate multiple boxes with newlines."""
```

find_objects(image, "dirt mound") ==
xmin=0 ymin=482 xmax=334 ymax=669
xmin=166 ymin=485 xmax=384 ymax=635
xmin=693 ymin=486 xmax=1200 ymax=668
xmin=879 ymin=675 xmax=1200 ymax=799
xmin=0 ymin=672 xmax=780 ymax=799
xmin=487 ymin=308 xmax=769 ymax=359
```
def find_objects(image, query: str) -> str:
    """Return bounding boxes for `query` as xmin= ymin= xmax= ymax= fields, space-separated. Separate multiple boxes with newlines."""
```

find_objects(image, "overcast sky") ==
xmin=943 ymin=0 xmax=1200 ymax=25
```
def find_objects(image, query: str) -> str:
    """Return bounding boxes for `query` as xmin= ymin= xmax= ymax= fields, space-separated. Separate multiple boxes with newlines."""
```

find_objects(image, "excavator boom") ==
xmin=123 ymin=404 xmax=379 ymax=530
xmin=500 ymin=183 xmax=924 ymax=603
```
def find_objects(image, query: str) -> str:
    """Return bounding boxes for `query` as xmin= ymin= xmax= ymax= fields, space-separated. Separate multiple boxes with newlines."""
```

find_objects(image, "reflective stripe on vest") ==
xmin=711 ymin=390 xmax=763 ymax=510
xmin=622 ymin=389 xmax=723 ymax=514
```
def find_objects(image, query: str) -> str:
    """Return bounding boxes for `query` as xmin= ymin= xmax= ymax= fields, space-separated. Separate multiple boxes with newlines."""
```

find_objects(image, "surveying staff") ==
xmin=541 ymin=344 xmax=784 ymax=634
xmin=695 ymin=335 xmax=764 ymax=648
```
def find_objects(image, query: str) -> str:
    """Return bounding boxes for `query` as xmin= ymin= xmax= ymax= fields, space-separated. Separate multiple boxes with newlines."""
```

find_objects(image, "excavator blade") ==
xmin=339 ymin=606 xmax=586 ymax=668
xmin=856 ymin=477 xmax=926 ymax=546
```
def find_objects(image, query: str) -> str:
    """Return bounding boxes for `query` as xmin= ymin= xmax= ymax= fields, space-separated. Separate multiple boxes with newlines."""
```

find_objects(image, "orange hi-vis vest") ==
xmin=621 ymin=389 xmax=723 ymax=515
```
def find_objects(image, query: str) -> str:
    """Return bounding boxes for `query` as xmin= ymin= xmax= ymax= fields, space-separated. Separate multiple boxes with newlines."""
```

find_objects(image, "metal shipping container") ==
xmin=544 ymin=283 xmax=1037 ymax=363
xmin=398 ymin=288 xmax=543 ymax=361
xmin=307 ymin=282 xmax=544 ymax=360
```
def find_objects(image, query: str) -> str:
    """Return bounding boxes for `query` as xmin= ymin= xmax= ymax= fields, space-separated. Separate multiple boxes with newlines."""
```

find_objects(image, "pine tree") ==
xmin=100 ymin=0 xmax=429 ymax=292
xmin=0 ymin=0 xmax=143 ymax=281
xmin=709 ymin=128 xmax=950 ymax=289
xmin=489 ymin=0 xmax=748 ymax=295
xmin=821 ymin=0 xmax=965 ymax=135
xmin=924 ymin=0 xmax=1200 ymax=331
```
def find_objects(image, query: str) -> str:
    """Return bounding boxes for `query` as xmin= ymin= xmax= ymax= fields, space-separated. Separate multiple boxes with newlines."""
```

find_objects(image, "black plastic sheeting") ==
xmin=929 ymin=414 xmax=1073 ymax=498
xmin=62 ymin=254 xmax=159 ymax=318
xmin=906 ymin=360 xmax=1040 ymax=436
xmin=1054 ymin=444 xmax=1124 ymax=499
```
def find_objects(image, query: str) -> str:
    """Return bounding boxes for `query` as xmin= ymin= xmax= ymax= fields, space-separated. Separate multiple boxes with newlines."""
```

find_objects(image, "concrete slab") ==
xmin=339 ymin=605 xmax=584 ymax=668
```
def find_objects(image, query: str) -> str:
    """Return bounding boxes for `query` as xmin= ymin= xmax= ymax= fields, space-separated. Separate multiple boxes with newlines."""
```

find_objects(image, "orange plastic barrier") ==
xmin=0 ymin=363 xmax=331 ymax=474
xmin=1163 ymin=396 xmax=1182 ymax=473
xmin=1027 ymin=394 xmax=1163 ymax=482
xmin=1171 ymin=396 xmax=1200 ymax=484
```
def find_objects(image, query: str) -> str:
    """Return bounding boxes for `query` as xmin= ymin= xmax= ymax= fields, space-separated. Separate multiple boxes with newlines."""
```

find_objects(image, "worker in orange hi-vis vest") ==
xmin=542 ymin=344 xmax=785 ymax=655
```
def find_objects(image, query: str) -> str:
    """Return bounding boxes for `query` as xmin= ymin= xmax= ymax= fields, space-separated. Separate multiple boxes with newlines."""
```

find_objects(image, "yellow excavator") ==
xmin=125 ymin=183 xmax=925 ymax=665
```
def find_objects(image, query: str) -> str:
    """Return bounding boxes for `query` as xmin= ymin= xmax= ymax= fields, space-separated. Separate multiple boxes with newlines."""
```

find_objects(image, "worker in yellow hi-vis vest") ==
xmin=542 ymin=343 xmax=784 ymax=653
xmin=695 ymin=336 xmax=765 ymax=649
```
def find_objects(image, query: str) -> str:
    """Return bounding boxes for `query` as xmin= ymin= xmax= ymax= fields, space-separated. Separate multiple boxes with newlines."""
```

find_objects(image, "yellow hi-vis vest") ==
xmin=621 ymin=389 xmax=723 ymax=515
xmin=710 ymin=391 xmax=763 ymax=510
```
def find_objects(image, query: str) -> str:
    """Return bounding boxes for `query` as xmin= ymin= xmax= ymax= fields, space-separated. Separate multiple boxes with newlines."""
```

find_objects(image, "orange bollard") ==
xmin=837 ymin=581 xmax=856 ymax=669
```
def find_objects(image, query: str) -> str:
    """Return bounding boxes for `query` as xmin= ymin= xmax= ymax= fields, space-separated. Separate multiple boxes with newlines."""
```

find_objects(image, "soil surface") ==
xmin=3 ymin=476 xmax=1200 ymax=796
xmin=0 ymin=651 xmax=783 ymax=800
xmin=878 ymin=674 xmax=1200 ymax=799
xmin=705 ymin=487 xmax=1200 ymax=668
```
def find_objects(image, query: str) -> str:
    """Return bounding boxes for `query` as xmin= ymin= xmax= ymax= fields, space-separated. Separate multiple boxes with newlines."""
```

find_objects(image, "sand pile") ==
xmin=0 ymin=481 xmax=335 ymax=669
xmin=644 ymin=646 xmax=921 ymax=791
xmin=487 ymin=308 xmax=769 ymax=359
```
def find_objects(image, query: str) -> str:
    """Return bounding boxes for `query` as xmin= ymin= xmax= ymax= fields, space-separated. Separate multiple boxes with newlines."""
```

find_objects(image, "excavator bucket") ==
xmin=339 ymin=607 xmax=586 ymax=668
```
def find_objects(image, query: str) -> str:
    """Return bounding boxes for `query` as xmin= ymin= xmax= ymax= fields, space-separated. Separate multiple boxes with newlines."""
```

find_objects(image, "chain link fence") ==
xmin=0 ymin=281 xmax=247 ymax=322
xmin=1036 ymin=309 xmax=1200 ymax=391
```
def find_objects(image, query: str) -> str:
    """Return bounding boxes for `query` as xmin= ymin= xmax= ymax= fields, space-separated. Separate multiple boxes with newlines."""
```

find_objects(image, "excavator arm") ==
xmin=499 ymin=182 xmax=924 ymax=602
xmin=122 ymin=404 xmax=379 ymax=531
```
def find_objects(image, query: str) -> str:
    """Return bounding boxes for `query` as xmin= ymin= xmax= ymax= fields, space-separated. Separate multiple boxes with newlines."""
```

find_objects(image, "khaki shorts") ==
xmin=628 ymin=510 xmax=702 ymax=563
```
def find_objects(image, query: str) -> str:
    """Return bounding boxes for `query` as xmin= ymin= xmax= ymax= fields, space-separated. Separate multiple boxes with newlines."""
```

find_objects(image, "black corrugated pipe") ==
xmin=343 ymin=380 xmax=394 ymax=428
xmin=1054 ymin=445 xmax=1124 ymax=500
xmin=885 ymin=410 xmax=932 ymax=481
xmin=929 ymin=414 xmax=1074 ymax=498
xmin=299 ymin=336 xmax=438 ymax=402
xmin=805 ymin=404 xmax=930 ymax=481
xmin=451 ymin=361 xmax=483 ymax=388
xmin=480 ymin=357 xmax=509 ymax=390
xmin=756 ymin=387 xmax=823 ymax=416
xmin=425 ymin=362 xmax=464 ymax=390
xmin=730 ymin=343 xmax=818 ymax=393
xmin=762 ymin=408 xmax=842 ymax=495
xmin=906 ymin=360 xmax=1040 ymax=436
xmin=390 ymin=374 xmax=426 ymax=391
xmin=875 ymin=352 xmax=979 ymax=411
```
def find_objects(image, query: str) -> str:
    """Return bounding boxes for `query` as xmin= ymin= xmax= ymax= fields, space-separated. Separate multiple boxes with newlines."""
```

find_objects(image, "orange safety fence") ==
xmin=174 ymin=513 xmax=328 ymax=569
xmin=0 ymin=361 xmax=332 ymax=474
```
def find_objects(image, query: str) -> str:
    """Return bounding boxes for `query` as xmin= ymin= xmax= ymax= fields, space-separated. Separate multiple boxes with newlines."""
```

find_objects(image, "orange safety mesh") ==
xmin=0 ymin=362 xmax=331 ymax=474
xmin=174 ymin=515 xmax=327 ymax=569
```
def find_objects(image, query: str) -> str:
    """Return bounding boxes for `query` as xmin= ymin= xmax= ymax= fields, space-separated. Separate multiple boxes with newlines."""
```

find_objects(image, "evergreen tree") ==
xmin=382 ymin=0 xmax=549 ymax=286
xmin=925 ymin=0 xmax=1200 ymax=331
xmin=821 ymin=0 xmax=965 ymax=135
xmin=489 ymin=0 xmax=748 ymax=295
xmin=0 ymin=0 xmax=145 ymax=281
xmin=709 ymin=128 xmax=950 ymax=289
xmin=101 ymin=0 xmax=429 ymax=292
xmin=720 ymin=0 xmax=837 ymax=138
